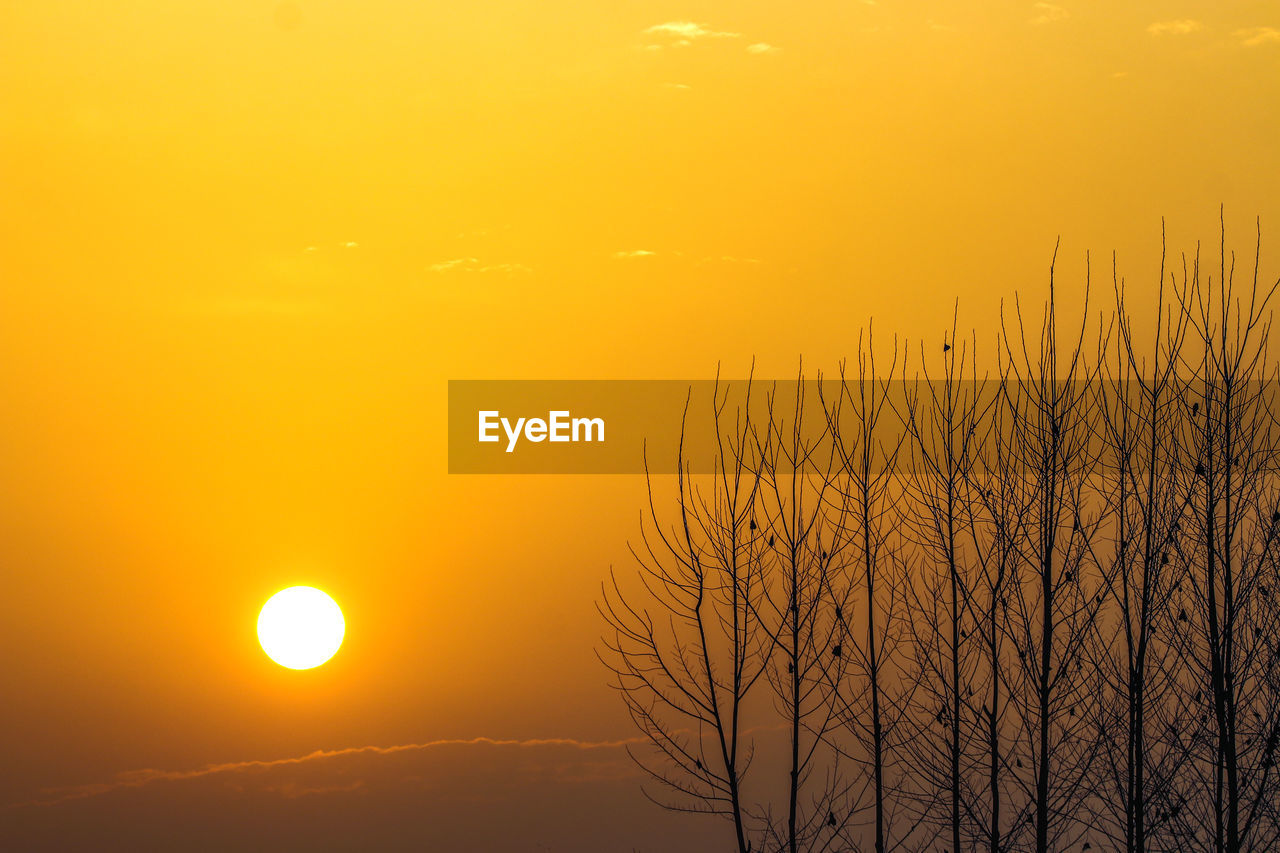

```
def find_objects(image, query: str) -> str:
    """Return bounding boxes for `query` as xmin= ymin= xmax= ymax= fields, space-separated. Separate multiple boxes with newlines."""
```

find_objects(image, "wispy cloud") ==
xmin=746 ymin=42 xmax=780 ymax=54
xmin=299 ymin=241 xmax=359 ymax=252
xmin=645 ymin=21 xmax=741 ymax=41
xmin=1235 ymin=26 xmax=1280 ymax=46
xmin=612 ymin=249 xmax=656 ymax=259
xmin=427 ymin=258 xmax=531 ymax=274
xmin=1147 ymin=19 xmax=1202 ymax=36
xmin=13 ymin=735 xmax=644 ymax=809
xmin=1031 ymin=3 xmax=1068 ymax=26
xmin=478 ymin=262 xmax=532 ymax=274
xmin=428 ymin=257 xmax=478 ymax=272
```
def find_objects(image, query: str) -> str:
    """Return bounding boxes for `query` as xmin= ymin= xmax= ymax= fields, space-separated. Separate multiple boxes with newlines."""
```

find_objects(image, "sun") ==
xmin=257 ymin=586 xmax=345 ymax=670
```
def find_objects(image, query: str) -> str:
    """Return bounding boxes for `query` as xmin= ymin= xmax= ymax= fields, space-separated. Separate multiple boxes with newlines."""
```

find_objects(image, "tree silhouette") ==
xmin=600 ymin=215 xmax=1280 ymax=853
xmin=1084 ymin=225 xmax=1196 ymax=852
xmin=751 ymin=370 xmax=858 ymax=853
xmin=898 ymin=308 xmax=991 ymax=853
xmin=992 ymin=246 xmax=1106 ymax=853
xmin=1168 ymin=213 xmax=1280 ymax=852
xmin=599 ymin=376 xmax=769 ymax=853
xmin=822 ymin=330 xmax=912 ymax=853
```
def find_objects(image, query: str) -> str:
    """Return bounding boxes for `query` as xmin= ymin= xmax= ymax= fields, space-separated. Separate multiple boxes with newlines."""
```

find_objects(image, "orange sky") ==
xmin=2 ymin=1 xmax=1278 ymax=849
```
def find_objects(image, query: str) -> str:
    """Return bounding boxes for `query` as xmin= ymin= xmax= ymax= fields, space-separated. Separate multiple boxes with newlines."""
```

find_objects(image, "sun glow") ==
xmin=257 ymin=587 xmax=345 ymax=670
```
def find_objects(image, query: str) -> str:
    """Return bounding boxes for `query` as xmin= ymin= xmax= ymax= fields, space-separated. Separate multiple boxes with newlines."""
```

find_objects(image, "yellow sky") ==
xmin=1 ymin=1 xmax=1278 ymax=848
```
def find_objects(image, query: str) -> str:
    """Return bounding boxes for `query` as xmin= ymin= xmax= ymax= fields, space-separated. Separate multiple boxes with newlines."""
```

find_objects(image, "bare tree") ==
xmin=996 ymin=247 xmax=1106 ymax=853
xmin=751 ymin=371 xmax=857 ymax=853
xmin=965 ymin=371 xmax=1033 ymax=853
xmin=1170 ymin=213 xmax=1280 ymax=852
xmin=822 ymin=329 xmax=912 ymax=853
xmin=1086 ymin=227 xmax=1196 ymax=852
xmin=600 ymin=376 xmax=770 ymax=853
xmin=897 ymin=308 xmax=992 ymax=852
xmin=599 ymin=215 xmax=1280 ymax=853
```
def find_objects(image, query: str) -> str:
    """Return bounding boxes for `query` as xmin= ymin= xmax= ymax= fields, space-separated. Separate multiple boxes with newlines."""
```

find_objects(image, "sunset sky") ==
xmin=2 ymin=1 xmax=1279 ymax=849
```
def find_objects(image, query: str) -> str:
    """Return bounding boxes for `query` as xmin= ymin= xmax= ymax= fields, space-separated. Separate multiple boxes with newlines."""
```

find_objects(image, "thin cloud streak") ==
xmin=1235 ymin=26 xmax=1280 ymax=46
xmin=13 ymin=735 xmax=646 ymax=809
xmin=1147 ymin=19 xmax=1202 ymax=36
xmin=427 ymin=258 xmax=531 ymax=274
xmin=1030 ymin=3 xmax=1068 ymax=26
xmin=644 ymin=21 xmax=741 ymax=40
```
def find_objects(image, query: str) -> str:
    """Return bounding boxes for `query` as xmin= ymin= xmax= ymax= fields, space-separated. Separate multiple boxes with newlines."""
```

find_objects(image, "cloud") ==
xmin=746 ymin=42 xmax=780 ymax=54
xmin=704 ymin=255 xmax=762 ymax=264
xmin=1031 ymin=3 xmax=1068 ymax=25
xmin=663 ymin=82 xmax=691 ymax=90
xmin=1147 ymin=19 xmax=1202 ymax=36
xmin=612 ymin=251 xmax=761 ymax=263
xmin=299 ymin=242 xmax=357 ymax=252
xmin=1235 ymin=26 xmax=1280 ymax=46
xmin=478 ymin=262 xmax=532 ymax=274
xmin=12 ymin=735 xmax=645 ymax=809
xmin=427 ymin=258 xmax=530 ymax=274
xmin=428 ymin=257 xmax=478 ymax=272
xmin=644 ymin=21 xmax=741 ymax=41
xmin=1 ymin=733 xmax=721 ymax=852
